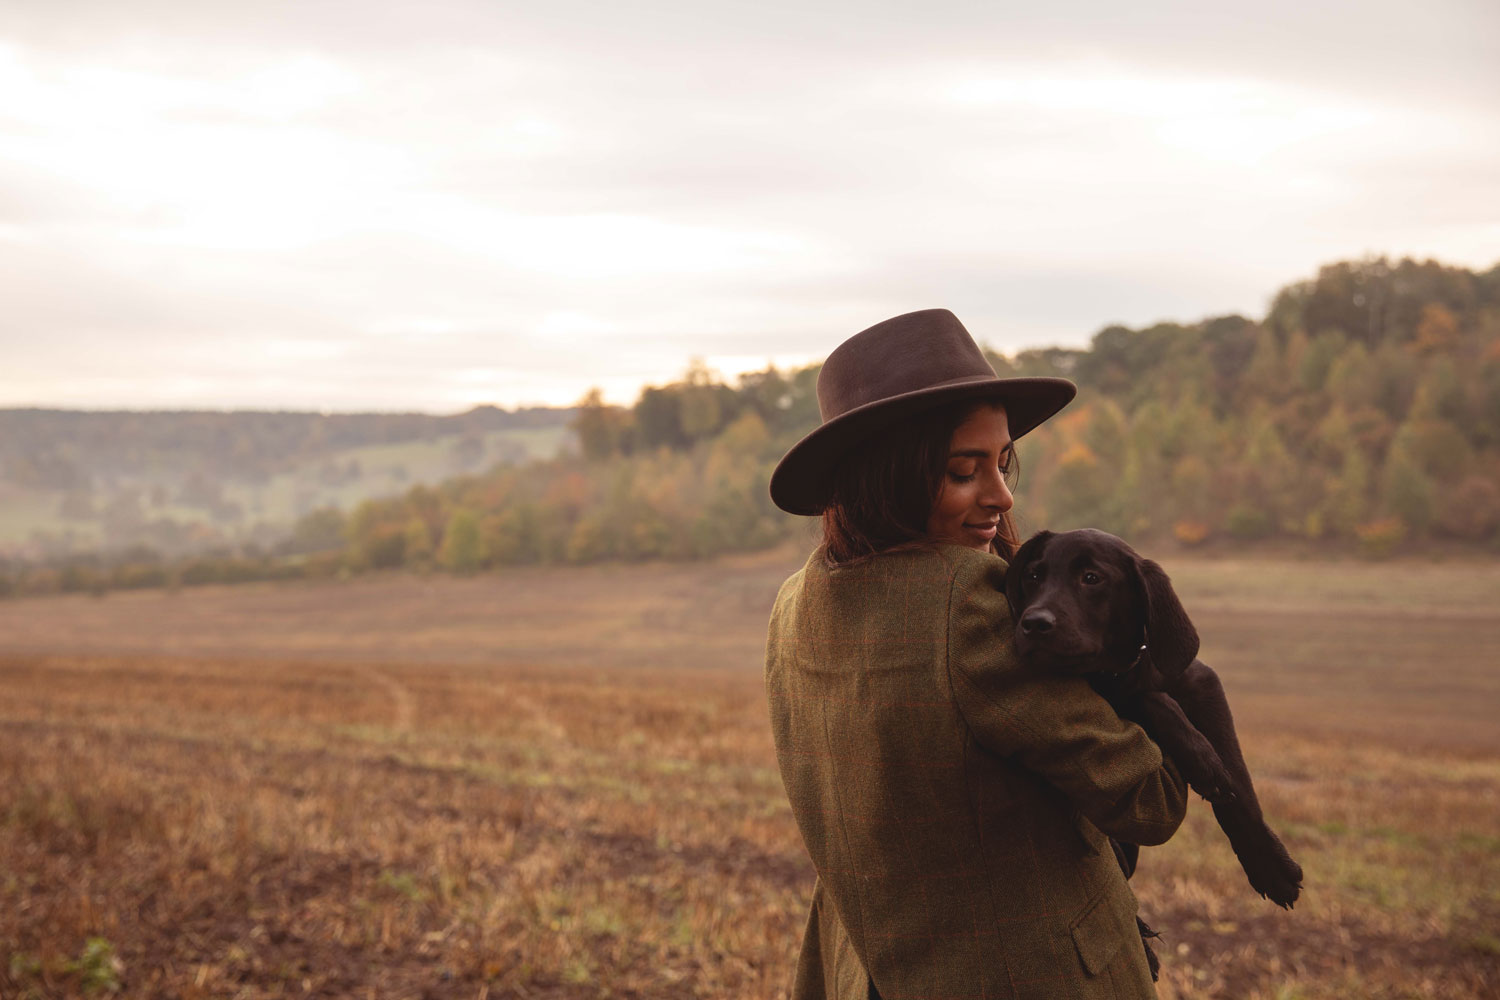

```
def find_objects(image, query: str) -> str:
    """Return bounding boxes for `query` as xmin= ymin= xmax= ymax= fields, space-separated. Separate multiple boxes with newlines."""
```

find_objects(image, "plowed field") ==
xmin=2 ymin=549 xmax=1498 ymax=999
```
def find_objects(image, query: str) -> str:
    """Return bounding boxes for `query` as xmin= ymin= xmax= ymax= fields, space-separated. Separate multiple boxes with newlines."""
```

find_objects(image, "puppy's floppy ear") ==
xmin=1133 ymin=556 xmax=1200 ymax=679
xmin=1003 ymin=531 xmax=1052 ymax=623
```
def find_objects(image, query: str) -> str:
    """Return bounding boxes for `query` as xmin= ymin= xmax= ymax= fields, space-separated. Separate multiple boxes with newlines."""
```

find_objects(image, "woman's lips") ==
xmin=965 ymin=522 xmax=998 ymax=540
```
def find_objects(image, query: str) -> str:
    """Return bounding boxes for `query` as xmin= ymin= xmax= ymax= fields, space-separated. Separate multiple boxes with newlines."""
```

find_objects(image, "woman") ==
xmin=765 ymin=309 xmax=1187 ymax=1000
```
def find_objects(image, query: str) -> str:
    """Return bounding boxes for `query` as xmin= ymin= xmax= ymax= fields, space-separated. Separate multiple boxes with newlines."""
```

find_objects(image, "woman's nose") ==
xmin=982 ymin=473 xmax=1014 ymax=512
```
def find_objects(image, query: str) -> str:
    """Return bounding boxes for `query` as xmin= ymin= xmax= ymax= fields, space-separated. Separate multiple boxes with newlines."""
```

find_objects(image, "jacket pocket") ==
xmin=1069 ymin=885 xmax=1139 ymax=977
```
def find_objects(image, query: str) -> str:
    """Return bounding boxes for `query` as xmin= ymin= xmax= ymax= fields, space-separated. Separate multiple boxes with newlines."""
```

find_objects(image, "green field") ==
xmin=226 ymin=426 xmax=572 ymax=522
xmin=0 ymin=425 xmax=571 ymax=550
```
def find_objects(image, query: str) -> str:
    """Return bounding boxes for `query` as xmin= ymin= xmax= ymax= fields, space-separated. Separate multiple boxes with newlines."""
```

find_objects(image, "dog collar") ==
xmin=1119 ymin=627 xmax=1149 ymax=676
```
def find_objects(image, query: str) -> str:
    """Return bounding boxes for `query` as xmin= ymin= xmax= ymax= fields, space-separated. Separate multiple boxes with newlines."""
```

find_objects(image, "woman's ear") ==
xmin=1003 ymin=530 xmax=1051 ymax=623
xmin=1132 ymin=556 xmax=1200 ymax=679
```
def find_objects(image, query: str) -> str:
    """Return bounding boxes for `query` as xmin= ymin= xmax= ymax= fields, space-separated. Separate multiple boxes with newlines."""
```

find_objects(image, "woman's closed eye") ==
xmin=948 ymin=456 xmax=1013 ymax=483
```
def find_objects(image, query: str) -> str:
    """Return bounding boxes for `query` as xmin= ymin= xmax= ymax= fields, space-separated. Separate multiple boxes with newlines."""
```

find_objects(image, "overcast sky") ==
xmin=3 ymin=0 xmax=1497 ymax=411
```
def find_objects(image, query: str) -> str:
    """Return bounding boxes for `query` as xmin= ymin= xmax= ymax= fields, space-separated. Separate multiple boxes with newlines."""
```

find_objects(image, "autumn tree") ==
xmin=1414 ymin=303 xmax=1461 ymax=355
xmin=1379 ymin=443 xmax=1435 ymax=534
xmin=1321 ymin=448 xmax=1371 ymax=538
xmin=440 ymin=509 xmax=483 ymax=573
xmin=573 ymin=388 xmax=634 ymax=459
xmin=1326 ymin=341 xmax=1378 ymax=411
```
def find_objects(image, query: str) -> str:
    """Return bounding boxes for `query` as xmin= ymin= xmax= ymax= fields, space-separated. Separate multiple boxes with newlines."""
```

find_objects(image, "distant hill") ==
xmin=5 ymin=254 xmax=1498 ymax=597
xmin=0 ymin=405 xmax=575 ymax=559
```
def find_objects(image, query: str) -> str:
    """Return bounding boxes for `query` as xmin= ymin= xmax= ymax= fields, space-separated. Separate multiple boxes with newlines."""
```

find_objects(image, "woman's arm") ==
xmin=944 ymin=552 xmax=1189 ymax=846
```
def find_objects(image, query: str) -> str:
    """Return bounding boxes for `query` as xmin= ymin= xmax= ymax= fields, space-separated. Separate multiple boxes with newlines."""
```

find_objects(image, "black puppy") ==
xmin=1003 ymin=529 xmax=1304 ymax=916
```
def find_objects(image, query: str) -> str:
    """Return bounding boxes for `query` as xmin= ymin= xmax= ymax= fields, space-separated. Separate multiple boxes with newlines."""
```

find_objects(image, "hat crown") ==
xmin=817 ymin=309 xmax=997 ymax=422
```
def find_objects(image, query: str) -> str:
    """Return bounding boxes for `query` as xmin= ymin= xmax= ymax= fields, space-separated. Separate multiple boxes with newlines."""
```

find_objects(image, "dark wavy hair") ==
xmin=820 ymin=400 xmax=1020 ymax=565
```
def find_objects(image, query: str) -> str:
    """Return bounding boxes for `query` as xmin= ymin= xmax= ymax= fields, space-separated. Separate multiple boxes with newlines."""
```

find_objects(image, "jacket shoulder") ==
xmin=936 ymin=544 xmax=1011 ymax=618
xmin=767 ymin=544 xmax=1012 ymax=663
xmin=773 ymin=544 xmax=1008 ymax=608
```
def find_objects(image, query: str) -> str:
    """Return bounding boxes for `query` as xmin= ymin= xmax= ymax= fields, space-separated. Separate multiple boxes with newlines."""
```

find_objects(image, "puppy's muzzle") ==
xmin=1019 ymin=609 xmax=1056 ymax=636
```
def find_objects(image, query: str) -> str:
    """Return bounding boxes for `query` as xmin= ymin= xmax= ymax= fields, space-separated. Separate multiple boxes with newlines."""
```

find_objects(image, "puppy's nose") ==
xmin=1020 ymin=609 xmax=1055 ymax=635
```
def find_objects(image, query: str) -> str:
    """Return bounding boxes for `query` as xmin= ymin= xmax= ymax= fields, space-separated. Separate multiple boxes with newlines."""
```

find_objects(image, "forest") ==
xmin=5 ymin=255 xmax=1499 ymax=596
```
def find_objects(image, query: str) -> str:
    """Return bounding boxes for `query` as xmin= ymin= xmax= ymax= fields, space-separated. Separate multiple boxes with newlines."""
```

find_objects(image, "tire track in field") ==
xmin=506 ymin=689 xmax=569 ymax=743
xmin=365 ymin=668 xmax=415 ymax=732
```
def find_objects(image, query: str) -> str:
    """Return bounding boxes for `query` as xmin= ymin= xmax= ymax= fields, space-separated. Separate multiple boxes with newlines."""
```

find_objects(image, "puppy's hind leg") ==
xmin=1110 ymin=841 xmax=1164 ymax=982
xmin=1136 ymin=916 xmax=1162 ymax=982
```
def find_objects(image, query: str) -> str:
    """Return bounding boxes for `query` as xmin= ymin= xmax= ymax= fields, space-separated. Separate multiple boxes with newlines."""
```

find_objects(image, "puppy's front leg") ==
xmin=1167 ymin=662 xmax=1261 ymax=818
xmin=1135 ymin=690 xmax=1236 ymax=804
xmin=1170 ymin=661 xmax=1304 ymax=908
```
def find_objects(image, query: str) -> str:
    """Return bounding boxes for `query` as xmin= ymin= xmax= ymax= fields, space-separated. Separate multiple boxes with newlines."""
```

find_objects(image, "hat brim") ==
xmin=769 ymin=376 xmax=1076 ymax=516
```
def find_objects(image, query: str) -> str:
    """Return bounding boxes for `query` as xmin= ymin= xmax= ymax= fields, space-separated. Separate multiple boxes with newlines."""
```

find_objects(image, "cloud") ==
xmin=1 ymin=1 xmax=1497 ymax=411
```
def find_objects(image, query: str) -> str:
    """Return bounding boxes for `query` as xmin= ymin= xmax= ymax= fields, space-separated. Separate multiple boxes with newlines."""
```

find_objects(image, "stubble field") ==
xmin=1 ymin=548 xmax=1498 ymax=999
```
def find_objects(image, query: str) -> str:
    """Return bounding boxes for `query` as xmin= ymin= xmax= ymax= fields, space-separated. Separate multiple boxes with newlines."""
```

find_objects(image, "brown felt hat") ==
xmin=769 ymin=308 xmax=1076 ymax=516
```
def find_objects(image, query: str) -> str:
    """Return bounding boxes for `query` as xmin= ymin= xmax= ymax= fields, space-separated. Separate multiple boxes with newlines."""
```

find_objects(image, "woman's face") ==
xmin=926 ymin=403 xmax=1015 ymax=551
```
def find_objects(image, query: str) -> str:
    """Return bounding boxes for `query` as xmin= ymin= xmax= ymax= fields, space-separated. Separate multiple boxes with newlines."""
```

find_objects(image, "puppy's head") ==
xmin=1004 ymin=529 xmax=1196 ymax=679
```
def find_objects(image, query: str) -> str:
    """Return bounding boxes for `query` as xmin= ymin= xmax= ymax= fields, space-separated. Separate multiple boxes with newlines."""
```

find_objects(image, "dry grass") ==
xmin=1 ymin=547 xmax=1498 ymax=998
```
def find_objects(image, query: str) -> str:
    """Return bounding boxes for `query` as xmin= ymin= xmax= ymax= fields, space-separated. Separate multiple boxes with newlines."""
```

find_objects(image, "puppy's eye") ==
xmin=1081 ymin=571 xmax=1103 ymax=585
xmin=1027 ymin=566 xmax=1043 ymax=581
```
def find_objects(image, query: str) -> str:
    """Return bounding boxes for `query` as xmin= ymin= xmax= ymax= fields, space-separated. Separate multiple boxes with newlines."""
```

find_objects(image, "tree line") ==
xmin=4 ymin=255 xmax=1497 ymax=597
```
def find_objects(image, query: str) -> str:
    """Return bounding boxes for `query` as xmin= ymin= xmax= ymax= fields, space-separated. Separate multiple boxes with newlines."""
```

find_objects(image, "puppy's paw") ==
xmin=1237 ymin=827 xmax=1303 ymax=909
xmin=1249 ymin=857 xmax=1303 ymax=909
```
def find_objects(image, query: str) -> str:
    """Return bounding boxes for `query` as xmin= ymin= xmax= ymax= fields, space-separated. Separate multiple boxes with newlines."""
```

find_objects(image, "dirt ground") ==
xmin=2 ymin=548 xmax=1498 ymax=998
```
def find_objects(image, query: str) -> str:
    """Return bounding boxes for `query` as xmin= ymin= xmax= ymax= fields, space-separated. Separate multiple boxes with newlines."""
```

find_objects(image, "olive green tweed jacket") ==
xmin=765 ymin=543 xmax=1188 ymax=1000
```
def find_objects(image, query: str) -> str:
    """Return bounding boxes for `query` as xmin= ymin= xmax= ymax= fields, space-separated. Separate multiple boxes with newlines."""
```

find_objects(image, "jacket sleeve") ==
xmin=944 ymin=551 xmax=1188 ymax=846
